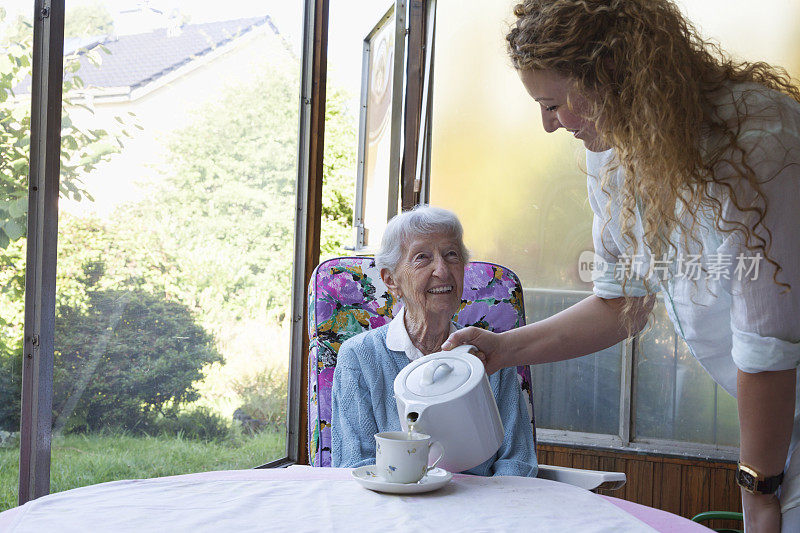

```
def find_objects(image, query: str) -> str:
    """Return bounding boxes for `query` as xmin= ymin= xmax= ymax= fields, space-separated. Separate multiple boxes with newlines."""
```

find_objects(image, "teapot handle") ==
xmin=451 ymin=344 xmax=477 ymax=356
xmin=421 ymin=361 xmax=453 ymax=385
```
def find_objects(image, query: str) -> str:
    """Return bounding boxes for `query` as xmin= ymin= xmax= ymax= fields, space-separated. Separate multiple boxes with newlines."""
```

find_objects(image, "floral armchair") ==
xmin=307 ymin=257 xmax=534 ymax=468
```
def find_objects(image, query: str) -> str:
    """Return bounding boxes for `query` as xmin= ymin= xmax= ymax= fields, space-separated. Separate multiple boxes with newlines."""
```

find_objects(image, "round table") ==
xmin=0 ymin=466 xmax=710 ymax=532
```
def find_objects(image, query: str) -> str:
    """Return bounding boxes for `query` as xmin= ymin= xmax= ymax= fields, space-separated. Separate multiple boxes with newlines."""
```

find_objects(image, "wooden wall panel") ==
xmin=551 ymin=451 xmax=572 ymax=468
xmin=651 ymin=462 xmax=664 ymax=509
xmin=597 ymin=456 xmax=625 ymax=499
xmin=538 ymin=448 xmax=552 ymax=466
xmin=709 ymin=467 xmax=742 ymax=531
xmin=571 ymin=452 xmax=599 ymax=471
xmin=627 ymin=460 xmax=654 ymax=507
xmin=657 ymin=463 xmax=683 ymax=515
xmin=538 ymin=444 xmax=742 ymax=524
xmin=681 ymin=465 xmax=711 ymax=520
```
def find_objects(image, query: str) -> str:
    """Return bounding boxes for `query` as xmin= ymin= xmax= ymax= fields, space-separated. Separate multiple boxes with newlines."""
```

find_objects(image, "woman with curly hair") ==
xmin=443 ymin=0 xmax=800 ymax=530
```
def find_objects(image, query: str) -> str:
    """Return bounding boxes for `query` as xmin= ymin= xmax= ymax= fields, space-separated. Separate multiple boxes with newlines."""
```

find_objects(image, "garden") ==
xmin=0 ymin=6 xmax=356 ymax=510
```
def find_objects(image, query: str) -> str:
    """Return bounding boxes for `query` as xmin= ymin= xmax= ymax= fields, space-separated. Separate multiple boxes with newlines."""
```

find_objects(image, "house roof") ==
xmin=79 ymin=16 xmax=275 ymax=90
xmin=19 ymin=16 xmax=277 ymax=93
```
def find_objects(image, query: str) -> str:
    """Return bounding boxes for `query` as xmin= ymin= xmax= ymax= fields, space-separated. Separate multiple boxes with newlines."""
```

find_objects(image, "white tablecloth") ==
xmin=0 ymin=467 xmax=710 ymax=532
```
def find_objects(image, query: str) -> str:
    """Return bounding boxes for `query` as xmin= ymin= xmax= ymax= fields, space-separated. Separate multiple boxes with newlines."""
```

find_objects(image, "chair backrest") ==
xmin=307 ymin=257 xmax=534 ymax=467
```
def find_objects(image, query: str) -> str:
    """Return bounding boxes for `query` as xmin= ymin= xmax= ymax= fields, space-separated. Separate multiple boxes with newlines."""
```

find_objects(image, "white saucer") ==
xmin=351 ymin=465 xmax=453 ymax=494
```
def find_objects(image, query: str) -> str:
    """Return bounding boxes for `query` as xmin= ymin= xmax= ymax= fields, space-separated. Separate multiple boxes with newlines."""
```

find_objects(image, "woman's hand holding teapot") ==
xmin=442 ymin=327 xmax=511 ymax=375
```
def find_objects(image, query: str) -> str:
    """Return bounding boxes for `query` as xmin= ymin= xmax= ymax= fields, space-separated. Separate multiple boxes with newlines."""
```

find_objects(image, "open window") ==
xmin=352 ymin=0 xmax=436 ymax=253
xmin=352 ymin=5 xmax=397 ymax=252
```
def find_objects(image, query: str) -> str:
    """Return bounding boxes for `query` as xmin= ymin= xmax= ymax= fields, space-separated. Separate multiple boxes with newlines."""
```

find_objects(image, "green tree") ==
xmin=0 ymin=22 xmax=359 ymax=432
xmin=120 ymin=64 xmax=357 ymax=328
xmin=1 ymin=10 xmax=126 ymax=248
xmin=1 ymin=212 xmax=223 ymax=433
xmin=321 ymin=88 xmax=357 ymax=257
xmin=52 ymin=286 xmax=222 ymax=433
xmin=0 ymin=11 xmax=32 ymax=48
xmin=0 ymin=332 xmax=21 ymax=431
xmin=0 ymin=10 xmax=130 ymax=430
xmin=0 ymin=239 xmax=24 ymax=431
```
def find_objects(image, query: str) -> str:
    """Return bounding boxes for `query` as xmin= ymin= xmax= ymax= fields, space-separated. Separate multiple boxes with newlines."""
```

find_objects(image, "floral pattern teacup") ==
xmin=374 ymin=431 xmax=443 ymax=484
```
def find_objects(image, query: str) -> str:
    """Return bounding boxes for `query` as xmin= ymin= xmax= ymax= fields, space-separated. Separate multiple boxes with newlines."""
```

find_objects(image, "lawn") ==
xmin=0 ymin=431 xmax=285 ymax=512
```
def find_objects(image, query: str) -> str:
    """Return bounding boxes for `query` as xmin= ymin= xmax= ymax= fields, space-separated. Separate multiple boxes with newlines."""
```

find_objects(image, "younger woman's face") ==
xmin=518 ymin=69 xmax=609 ymax=152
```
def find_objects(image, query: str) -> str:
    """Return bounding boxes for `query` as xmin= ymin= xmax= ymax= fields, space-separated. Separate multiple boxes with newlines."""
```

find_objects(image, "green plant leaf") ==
xmin=63 ymin=136 xmax=79 ymax=150
xmin=2 ymin=220 xmax=24 ymax=241
xmin=10 ymin=158 xmax=27 ymax=173
xmin=8 ymin=197 xmax=27 ymax=219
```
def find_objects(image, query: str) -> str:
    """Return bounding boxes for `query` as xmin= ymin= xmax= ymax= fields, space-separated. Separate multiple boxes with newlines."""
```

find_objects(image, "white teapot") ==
xmin=393 ymin=344 xmax=504 ymax=472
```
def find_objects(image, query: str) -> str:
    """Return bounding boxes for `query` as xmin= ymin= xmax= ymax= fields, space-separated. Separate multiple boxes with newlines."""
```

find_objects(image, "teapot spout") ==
xmin=401 ymin=404 xmax=426 ymax=432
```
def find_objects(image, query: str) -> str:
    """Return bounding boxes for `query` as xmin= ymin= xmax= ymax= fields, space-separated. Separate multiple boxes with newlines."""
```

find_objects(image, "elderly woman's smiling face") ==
xmin=384 ymin=232 xmax=465 ymax=320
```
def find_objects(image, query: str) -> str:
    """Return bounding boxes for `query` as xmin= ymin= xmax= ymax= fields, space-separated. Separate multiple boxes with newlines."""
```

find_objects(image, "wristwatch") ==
xmin=735 ymin=462 xmax=784 ymax=495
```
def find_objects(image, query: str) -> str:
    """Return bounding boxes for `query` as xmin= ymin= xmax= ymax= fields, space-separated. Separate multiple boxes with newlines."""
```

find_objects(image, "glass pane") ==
xmin=430 ymin=0 xmax=621 ymax=435
xmin=527 ymin=290 xmax=622 ymax=435
xmin=324 ymin=0 xmax=392 ymax=258
xmin=676 ymin=0 xmax=800 ymax=78
xmin=49 ymin=1 xmax=302 ymax=494
xmin=0 ymin=3 xmax=32 ymax=511
xmin=429 ymin=0 xmax=799 ymax=444
xmin=430 ymin=0 xmax=593 ymax=291
xmin=634 ymin=300 xmax=739 ymax=446
xmin=357 ymin=6 xmax=395 ymax=250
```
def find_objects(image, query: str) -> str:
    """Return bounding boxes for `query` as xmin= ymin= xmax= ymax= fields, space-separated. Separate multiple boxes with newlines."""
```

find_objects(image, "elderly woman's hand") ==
xmin=441 ymin=327 xmax=511 ymax=375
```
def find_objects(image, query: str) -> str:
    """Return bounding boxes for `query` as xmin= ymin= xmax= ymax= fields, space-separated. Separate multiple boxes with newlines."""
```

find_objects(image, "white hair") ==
xmin=375 ymin=205 xmax=470 ymax=273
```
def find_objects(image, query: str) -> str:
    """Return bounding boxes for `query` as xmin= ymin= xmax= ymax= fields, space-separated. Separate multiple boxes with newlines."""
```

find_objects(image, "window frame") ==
xmin=353 ymin=3 xmax=397 ymax=252
xmin=18 ymin=0 xmax=327 ymax=502
xmin=286 ymin=0 xmax=329 ymax=468
xmin=19 ymin=0 xmax=66 ymax=505
xmin=353 ymin=0 xmax=437 ymax=252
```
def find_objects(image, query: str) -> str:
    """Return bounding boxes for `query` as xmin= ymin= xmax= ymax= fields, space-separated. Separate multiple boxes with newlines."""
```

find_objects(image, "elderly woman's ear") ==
xmin=380 ymin=268 xmax=402 ymax=299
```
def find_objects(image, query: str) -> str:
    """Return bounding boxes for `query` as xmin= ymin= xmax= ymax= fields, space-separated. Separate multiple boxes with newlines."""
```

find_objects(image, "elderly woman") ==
xmin=331 ymin=206 xmax=537 ymax=477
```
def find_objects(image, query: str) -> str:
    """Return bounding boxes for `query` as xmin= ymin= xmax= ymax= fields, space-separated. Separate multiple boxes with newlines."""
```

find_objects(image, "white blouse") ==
xmin=587 ymin=82 xmax=800 ymax=390
xmin=585 ymin=82 xmax=800 ymax=511
xmin=385 ymin=306 xmax=456 ymax=361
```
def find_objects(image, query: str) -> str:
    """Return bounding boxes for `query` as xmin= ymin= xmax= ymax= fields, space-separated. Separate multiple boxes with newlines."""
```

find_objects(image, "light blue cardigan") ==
xmin=331 ymin=323 xmax=538 ymax=477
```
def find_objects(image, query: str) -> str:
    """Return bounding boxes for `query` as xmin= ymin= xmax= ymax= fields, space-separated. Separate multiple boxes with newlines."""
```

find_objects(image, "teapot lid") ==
xmin=398 ymin=346 xmax=484 ymax=398
xmin=404 ymin=356 xmax=473 ymax=396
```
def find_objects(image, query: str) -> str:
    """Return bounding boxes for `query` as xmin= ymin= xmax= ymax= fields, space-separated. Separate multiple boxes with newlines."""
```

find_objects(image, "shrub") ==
xmin=151 ymin=407 xmax=230 ymax=441
xmin=231 ymin=365 xmax=288 ymax=432
xmin=52 ymin=288 xmax=223 ymax=433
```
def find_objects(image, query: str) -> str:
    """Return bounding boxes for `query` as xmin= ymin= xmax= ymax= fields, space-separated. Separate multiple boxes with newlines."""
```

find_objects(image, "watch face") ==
xmin=737 ymin=469 xmax=756 ymax=491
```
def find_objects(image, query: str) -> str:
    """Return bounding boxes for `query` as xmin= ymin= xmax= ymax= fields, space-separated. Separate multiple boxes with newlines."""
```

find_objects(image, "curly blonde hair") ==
xmin=507 ymin=0 xmax=799 ymax=328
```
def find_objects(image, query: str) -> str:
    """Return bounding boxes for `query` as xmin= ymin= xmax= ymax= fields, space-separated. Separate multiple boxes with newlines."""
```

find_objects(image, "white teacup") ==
xmin=374 ymin=431 xmax=444 ymax=484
